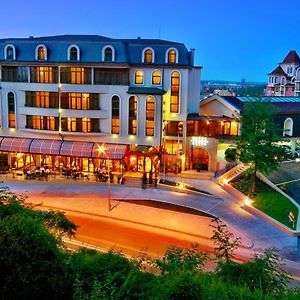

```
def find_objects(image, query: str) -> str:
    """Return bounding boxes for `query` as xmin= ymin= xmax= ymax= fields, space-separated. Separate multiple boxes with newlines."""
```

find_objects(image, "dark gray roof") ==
xmin=127 ymin=87 xmax=166 ymax=95
xmin=0 ymin=35 xmax=194 ymax=66
xmin=222 ymin=96 xmax=300 ymax=114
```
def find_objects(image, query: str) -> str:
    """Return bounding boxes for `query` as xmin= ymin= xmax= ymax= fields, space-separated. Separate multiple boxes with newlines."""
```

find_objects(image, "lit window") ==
xmin=67 ymin=118 xmax=77 ymax=132
xmin=135 ymin=70 xmax=144 ymax=84
xmin=146 ymin=96 xmax=155 ymax=136
xmin=36 ymin=67 xmax=53 ymax=83
xmin=128 ymin=96 xmax=137 ymax=135
xmin=170 ymin=71 xmax=180 ymax=113
xmin=82 ymin=118 xmax=91 ymax=132
xmin=152 ymin=71 xmax=161 ymax=85
xmin=70 ymin=67 xmax=84 ymax=84
xmin=168 ymin=49 xmax=177 ymax=63
xmin=8 ymin=92 xmax=15 ymax=128
xmin=144 ymin=49 xmax=153 ymax=63
xmin=111 ymin=95 xmax=120 ymax=134
xmin=37 ymin=46 xmax=46 ymax=60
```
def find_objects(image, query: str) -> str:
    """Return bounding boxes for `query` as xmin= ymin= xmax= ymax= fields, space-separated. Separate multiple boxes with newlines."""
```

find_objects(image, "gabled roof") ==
xmin=268 ymin=65 xmax=286 ymax=76
xmin=281 ymin=50 xmax=300 ymax=64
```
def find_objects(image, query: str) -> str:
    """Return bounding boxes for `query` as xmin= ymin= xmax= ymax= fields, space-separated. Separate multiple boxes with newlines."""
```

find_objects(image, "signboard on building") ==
xmin=191 ymin=136 xmax=208 ymax=147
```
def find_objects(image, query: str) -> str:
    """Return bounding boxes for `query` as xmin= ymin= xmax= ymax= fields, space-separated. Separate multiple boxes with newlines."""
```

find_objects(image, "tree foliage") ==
xmin=237 ymin=101 xmax=283 ymax=195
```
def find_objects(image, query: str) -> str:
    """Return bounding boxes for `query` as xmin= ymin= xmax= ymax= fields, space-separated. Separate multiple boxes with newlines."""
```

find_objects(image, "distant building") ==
xmin=266 ymin=50 xmax=300 ymax=96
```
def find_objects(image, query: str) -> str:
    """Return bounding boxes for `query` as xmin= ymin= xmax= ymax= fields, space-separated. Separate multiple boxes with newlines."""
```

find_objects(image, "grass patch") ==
xmin=232 ymin=174 xmax=298 ymax=229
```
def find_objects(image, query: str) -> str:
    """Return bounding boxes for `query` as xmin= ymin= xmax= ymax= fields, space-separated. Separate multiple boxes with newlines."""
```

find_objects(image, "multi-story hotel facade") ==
xmin=0 ymin=35 xmax=201 ymax=174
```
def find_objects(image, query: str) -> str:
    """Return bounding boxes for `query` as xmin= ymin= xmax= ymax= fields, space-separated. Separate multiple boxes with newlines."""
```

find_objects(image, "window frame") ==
xmin=67 ymin=44 xmax=80 ymax=61
xmin=111 ymin=95 xmax=120 ymax=134
xmin=170 ymin=71 xmax=180 ymax=113
xmin=7 ymin=91 xmax=16 ymax=128
xmin=142 ymin=47 xmax=154 ymax=63
xmin=134 ymin=70 xmax=144 ymax=85
xmin=128 ymin=96 xmax=138 ymax=135
xmin=102 ymin=45 xmax=115 ymax=62
xmin=4 ymin=44 xmax=16 ymax=60
xmin=145 ymin=96 xmax=155 ymax=136
xmin=35 ymin=44 xmax=47 ymax=61
xmin=152 ymin=70 xmax=161 ymax=85
xmin=166 ymin=47 xmax=178 ymax=63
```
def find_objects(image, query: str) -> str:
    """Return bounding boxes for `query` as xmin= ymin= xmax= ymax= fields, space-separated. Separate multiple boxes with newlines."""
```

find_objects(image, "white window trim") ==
xmin=7 ymin=91 xmax=17 ymax=128
xmin=4 ymin=44 xmax=16 ymax=60
xmin=151 ymin=69 xmax=161 ymax=86
xmin=142 ymin=47 xmax=155 ymax=63
xmin=128 ymin=95 xmax=138 ymax=136
xmin=170 ymin=70 xmax=181 ymax=114
xmin=165 ymin=47 xmax=179 ymax=63
xmin=102 ymin=45 xmax=115 ymax=62
xmin=134 ymin=69 xmax=145 ymax=85
xmin=283 ymin=117 xmax=293 ymax=137
xmin=67 ymin=44 xmax=80 ymax=61
xmin=35 ymin=44 xmax=47 ymax=60
xmin=145 ymin=95 xmax=156 ymax=137
xmin=111 ymin=94 xmax=121 ymax=134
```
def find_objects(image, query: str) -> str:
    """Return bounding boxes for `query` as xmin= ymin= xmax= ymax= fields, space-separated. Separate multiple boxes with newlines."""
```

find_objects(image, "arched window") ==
xmin=128 ymin=96 xmax=137 ymax=135
xmin=170 ymin=71 xmax=180 ymax=113
xmin=111 ymin=95 xmax=120 ymax=134
xmin=102 ymin=46 xmax=115 ymax=62
xmin=143 ymin=48 xmax=154 ymax=63
xmin=135 ymin=70 xmax=144 ymax=84
xmin=152 ymin=70 xmax=161 ymax=85
xmin=146 ymin=96 xmax=155 ymax=136
xmin=68 ymin=45 xmax=80 ymax=61
xmin=5 ymin=45 xmax=15 ymax=60
xmin=7 ymin=92 xmax=16 ymax=128
xmin=36 ymin=45 xmax=47 ymax=60
xmin=167 ymin=48 xmax=178 ymax=63
xmin=283 ymin=118 xmax=293 ymax=136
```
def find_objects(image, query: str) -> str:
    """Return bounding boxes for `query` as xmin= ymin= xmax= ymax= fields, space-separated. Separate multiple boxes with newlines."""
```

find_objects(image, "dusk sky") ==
xmin=2 ymin=0 xmax=300 ymax=82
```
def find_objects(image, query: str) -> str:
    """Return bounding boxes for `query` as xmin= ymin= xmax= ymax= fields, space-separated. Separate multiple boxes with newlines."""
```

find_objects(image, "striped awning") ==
xmin=60 ymin=141 xmax=94 ymax=158
xmin=0 ymin=137 xmax=33 ymax=153
xmin=30 ymin=139 xmax=62 ymax=155
xmin=92 ymin=144 xmax=127 ymax=160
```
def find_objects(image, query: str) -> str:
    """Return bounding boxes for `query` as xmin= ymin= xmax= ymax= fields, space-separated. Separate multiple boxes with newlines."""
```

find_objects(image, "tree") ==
xmin=237 ymin=101 xmax=283 ymax=196
xmin=210 ymin=218 xmax=241 ymax=261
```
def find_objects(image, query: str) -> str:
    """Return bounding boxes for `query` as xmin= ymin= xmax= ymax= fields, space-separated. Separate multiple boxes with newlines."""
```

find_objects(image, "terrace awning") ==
xmin=30 ymin=139 xmax=62 ymax=155
xmin=0 ymin=136 xmax=127 ymax=160
xmin=0 ymin=137 xmax=33 ymax=153
xmin=92 ymin=143 xmax=127 ymax=160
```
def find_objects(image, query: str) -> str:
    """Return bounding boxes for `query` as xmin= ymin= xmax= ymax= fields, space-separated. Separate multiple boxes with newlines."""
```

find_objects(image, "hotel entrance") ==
xmin=186 ymin=147 xmax=209 ymax=171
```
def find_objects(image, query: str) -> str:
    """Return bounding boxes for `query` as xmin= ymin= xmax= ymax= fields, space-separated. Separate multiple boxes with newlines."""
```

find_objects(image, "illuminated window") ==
xmin=167 ymin=49 xmax=177 ymax=63
xmin=135 ymin=70 xmax=144 ymax=84
xmin=67 ymin=118 xmax=77 ymax=132
xmin=36 ymin=45 xmax=47 ymax=60
xmin=61 ymin=93 xmax=99 ymax=110
xmin=128 ymin=96 xmax=137 ymax=135
xmin=68 ymin=45 xmax=80 ymax=61
xmin=144 ymin=49 xmax=153 ymax=63
xmin=36 ymin=92 xmax=50 ymax=108
xmin=170 ymin=71 xmax=180 ymax=113
xmin=7 ymin=92 xmax=15 ymax=128
xmin=146 ymin=96 xmax=155 ymax=136
xmin=152 ymin=70 xmax=161 ymax=85
xmin=82 ymin=118 xmax=91 ymax=133
xmin=5 ymin=45 xmax=15 ymax=60
xmin=111 ymin=95 xmax=120 ymax=134
xmin=70 ymin=67 xmax=84 ymax=84
xmin=36 ymin=67 xmax=53 ymax=83
xmin=29 ymin=116 xmax=56 ymax=131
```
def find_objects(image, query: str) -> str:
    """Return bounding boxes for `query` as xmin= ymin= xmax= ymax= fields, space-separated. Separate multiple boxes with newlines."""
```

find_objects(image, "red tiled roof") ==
xmin=282 ymin=50 xmax=300 ymax=64
xmin=268 ymin=66 xmax=287 ymax=76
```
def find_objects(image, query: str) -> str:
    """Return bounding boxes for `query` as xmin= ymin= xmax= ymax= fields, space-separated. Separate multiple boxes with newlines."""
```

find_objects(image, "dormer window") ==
xmin=36 ymin=45 xmax=47 ymax=60
xmin=5 ymin=45 xmax=16 ymax=60
xmin=283 ymin=118 xmax=293 ymax=136
xmin=102 ymin=46 xmax=115 ymax=62
xmin=68 ymin=45 xmax=80 ymax=61
xmin=166 ymin=48 xmax=178 ymax=63
xmin=142 ymin=48 xmax=154 ymax=63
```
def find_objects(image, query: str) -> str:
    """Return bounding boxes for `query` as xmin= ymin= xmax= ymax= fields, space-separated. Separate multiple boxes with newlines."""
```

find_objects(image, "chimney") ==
xmin=29 ymin=36 xmax=34 ymax=39
xmin=190 ymin=48 xmax=195 ymax=65
xmin=137 ymin=36 xmax=141 ymax=39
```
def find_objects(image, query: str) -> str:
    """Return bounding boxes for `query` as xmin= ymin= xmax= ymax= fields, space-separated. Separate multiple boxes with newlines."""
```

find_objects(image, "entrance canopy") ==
xmin=0 ymin=137 xmax=127 ymax=160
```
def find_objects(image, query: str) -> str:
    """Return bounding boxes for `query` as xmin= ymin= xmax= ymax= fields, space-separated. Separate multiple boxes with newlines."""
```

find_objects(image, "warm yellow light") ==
xmin=178 ymin=182 xmax=185 ymax=189
xmin=221 ymin=121 xmax=224 ymax=126
xmin=223 ymin=178 xmax=229 ymax=185
xmin=181 ymin=155 xmax=186 ymax=164
xmin=112 ymin=134 xmax=118 ymax=139
xmin=206 ymin=120 xmax=210 ymax=125
xmin=129 ymin=135 xmax=136 ymax=140
xmin=97 ymin=144 xmax=106 ymax=154
xmin=16 ymin=153 xmax=23 ymax=159
xmin=130 ymin=156 xmax=136 ymax=162
xmin=244 ymin=198 xmax=252 ymax=206
xmin=58 ymin=108 xmax=63 ymax=113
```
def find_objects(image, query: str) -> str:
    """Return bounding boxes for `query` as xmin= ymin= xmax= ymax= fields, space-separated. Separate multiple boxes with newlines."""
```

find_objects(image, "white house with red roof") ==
xmin=266 ymin=50 xmax=300 ymax=96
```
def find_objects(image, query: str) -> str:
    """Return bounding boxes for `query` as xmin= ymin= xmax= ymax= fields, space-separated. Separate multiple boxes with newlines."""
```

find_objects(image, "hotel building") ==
xmin=0 ymin=35 xmax=201 ymax=173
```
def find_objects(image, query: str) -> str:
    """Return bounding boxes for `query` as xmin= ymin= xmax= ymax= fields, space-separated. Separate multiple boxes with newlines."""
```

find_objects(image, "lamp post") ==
xmin=98 ymin=145 xmax=111 ymax=211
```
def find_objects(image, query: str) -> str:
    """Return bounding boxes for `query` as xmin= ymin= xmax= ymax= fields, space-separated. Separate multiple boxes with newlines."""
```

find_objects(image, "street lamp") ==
xmin=98 ymin=144 xmax=111 ymax=211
